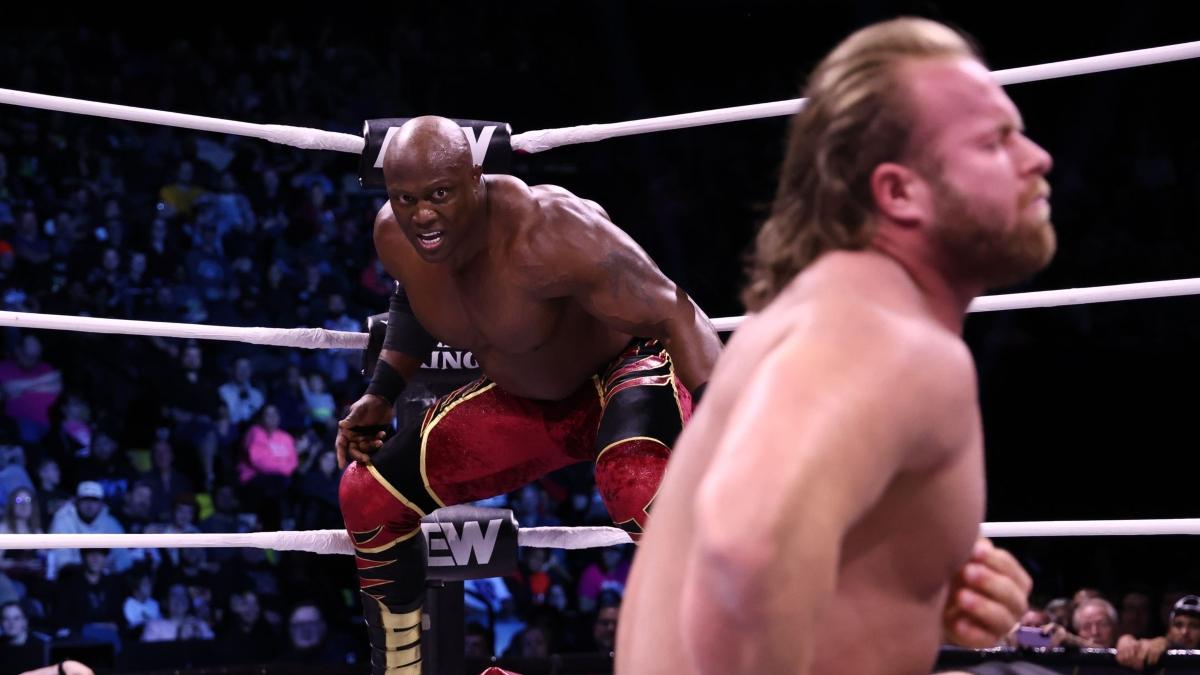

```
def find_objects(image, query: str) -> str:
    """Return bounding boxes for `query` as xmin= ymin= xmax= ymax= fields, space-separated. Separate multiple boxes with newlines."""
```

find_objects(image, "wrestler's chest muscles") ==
xmin=846 ymin=421 xmax=985 ymax=598
xmin=406 ymin=266 xmax=565 ymax=356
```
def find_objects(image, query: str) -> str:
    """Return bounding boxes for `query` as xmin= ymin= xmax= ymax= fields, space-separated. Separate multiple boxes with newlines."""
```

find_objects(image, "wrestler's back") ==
xmin=375 ymin=177 xmax=632 ymax=401
xmin=619 ymin=252 xmax=984 ymax=674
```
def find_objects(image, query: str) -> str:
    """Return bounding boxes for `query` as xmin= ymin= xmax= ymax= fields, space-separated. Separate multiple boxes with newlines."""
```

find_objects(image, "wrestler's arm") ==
xmin=679 ymin=325 xmax=970 ymax=674
xmin=375 ymin=285 xmax=432 ymax=381
xmin=336 ymin=206 xmax=433 ymax=467
xmin=372 ymin=202 xmax=436 ymax=382
xmin=525 ymin=195 xmax=721 ymax=390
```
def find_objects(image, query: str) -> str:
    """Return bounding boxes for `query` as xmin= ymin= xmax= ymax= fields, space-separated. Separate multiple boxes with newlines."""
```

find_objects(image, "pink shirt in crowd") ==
xmin=238 ymin=426 xmax=298 ymax=483
xmin=0 ymin=360 xmax=61 ymax=425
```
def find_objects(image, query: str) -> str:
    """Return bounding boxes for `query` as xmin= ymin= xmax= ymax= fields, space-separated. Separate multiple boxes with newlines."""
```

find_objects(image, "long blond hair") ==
xmin=742 ymin=18 xmax=978 ymax=310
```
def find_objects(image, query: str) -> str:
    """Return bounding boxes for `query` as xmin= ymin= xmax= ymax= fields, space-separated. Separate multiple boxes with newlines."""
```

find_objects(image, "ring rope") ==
xmin=2 ymin=518 xmax=1199 ymax=556
xmin=712 ymin=276 xmax=1200 ymax=332
xmin=0 ymin=86 xmax=364 ymax=153
xmin=0 ymin=525 xmax=634 ymax=555
xmin=513 ymin=40 xmax=1200 ymax=152
xmin=7 ymin=276 xmax=1200 ymax=346
xmin=0 ymin=310 xmax=368 ymax=349
xmin=2 ymin=41 xmax=1197 ymax=155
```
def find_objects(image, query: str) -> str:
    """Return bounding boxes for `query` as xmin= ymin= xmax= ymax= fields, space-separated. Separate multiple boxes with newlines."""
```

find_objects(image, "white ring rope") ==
xmin=0 ymin=86 xmax=364 ymax=152
xmin=5 ymin=274 xmax=1190 ymax=347
xmin=708 ymin=276 xmax=1200 ymax=333
xmin=2 ymin=519 xmax=1198 ymax=556
xmin=514 ymin=40 xmax=1200 ymax=152
xmin=980 ymin=519 xmax=1200 ymax=538
xmin=0 ymin=526 xmax=632 ymax=555
xmin=3 ymin=41 xmax=1198 ymax=155
xmin=0 ymin=87 xmax=364 ymax=154
xmin=0 ymin=310 xmax=368 ymax=349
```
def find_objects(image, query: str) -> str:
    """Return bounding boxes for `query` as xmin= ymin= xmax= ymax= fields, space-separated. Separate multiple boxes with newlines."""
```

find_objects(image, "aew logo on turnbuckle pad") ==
xmin=419 ymin=506 xmax=519 ymax=582
xmin=358 ymin=118 xmax=513 ymax=189
xmin=423 ymin=518 xmax=502 ymax=566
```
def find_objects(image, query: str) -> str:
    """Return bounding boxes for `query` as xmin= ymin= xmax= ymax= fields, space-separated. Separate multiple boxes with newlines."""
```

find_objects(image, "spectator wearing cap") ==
xmin=47 ymin=481 xmax=131 ymax=574
xmin=1117 ymin=594 xmax=1200 ymax=670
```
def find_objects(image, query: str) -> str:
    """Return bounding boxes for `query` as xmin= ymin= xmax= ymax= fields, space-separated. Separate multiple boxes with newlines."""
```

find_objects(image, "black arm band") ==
xmin=365 ymin=359 xmax=407 ymax=404
xmin=384 ymin=282 xmax=439 ymax=356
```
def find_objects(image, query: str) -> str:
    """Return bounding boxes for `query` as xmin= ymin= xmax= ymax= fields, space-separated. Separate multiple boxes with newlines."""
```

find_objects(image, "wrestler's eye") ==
xmin=980 ymin=132 xmax=1005 ymax=151
xmin=396 ymin=194 xmax=417 ymax=205
xmin=432 ymin=188 xmax=450 ymax=201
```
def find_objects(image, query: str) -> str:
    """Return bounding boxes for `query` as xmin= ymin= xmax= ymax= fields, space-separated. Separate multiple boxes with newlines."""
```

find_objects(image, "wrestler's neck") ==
xmin=868 ymin=229 xmax=981 ymax=334
xmin=445 ymin=178 xmax=492 ymax=273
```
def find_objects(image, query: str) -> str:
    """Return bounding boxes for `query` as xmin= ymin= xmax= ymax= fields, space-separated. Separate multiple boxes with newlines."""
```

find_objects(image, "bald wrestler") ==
xmin=335 ymin=116 xmax=722 ymax=674
xmin=619 ymin=18 xmax=1051 ymax=675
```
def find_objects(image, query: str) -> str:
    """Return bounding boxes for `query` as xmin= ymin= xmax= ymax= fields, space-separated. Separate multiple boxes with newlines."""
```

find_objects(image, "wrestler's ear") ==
xmin=471 ymin=165 xmax=483 ymax=186
xmin=870 ymin=161 xmax=928 ymax=228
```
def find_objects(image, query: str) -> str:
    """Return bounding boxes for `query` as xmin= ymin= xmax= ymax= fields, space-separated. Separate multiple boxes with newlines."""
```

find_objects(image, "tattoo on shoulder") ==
xmin=599 ymin=250 xmax=655 ymax=305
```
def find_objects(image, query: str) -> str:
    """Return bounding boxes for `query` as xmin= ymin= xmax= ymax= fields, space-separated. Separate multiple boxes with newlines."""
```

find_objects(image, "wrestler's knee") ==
xmin=594 ymin=438 xmax=670 ymax=536
xmin=339 ymin=461 xmax=422 ymax=535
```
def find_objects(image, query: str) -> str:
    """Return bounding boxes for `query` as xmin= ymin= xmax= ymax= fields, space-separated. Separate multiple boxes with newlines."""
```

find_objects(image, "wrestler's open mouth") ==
xmin=416 ymin=231 xmax=444 ymax=250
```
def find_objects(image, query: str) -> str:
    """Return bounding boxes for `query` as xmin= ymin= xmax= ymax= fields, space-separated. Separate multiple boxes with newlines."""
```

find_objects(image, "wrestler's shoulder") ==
xmin=492 ymin=177 xmax=613 ymax=245
xmin=373 ymin=200 xmax=395 ymax=229
xmin=757 ymin=297 xmax=974 ymax=386
xmin=492 ymin=177 xmax=611 ymax=225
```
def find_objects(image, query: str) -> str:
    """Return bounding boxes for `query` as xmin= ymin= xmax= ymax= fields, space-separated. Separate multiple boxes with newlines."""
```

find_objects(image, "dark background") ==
xmin=4 ymin=0 xmax=1200 ymax=605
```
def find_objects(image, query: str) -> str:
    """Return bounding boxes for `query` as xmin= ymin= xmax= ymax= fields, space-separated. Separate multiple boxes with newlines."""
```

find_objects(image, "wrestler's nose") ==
xmin=412 ymin=206 xmax=438 ymax=228
xmin=1017 ymin=133 xmax=1052 ymax=177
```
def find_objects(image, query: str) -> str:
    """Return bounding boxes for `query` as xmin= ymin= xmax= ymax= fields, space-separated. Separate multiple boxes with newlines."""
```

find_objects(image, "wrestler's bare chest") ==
xmin=404 ymin=263 xmax=626 ymax=399
xmin=407 ymin=267 xmax=563 ymax=355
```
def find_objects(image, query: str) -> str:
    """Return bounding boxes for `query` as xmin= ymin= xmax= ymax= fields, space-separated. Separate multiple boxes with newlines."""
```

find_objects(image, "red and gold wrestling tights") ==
xmin=338 ymin=338 xmax=691 ymax=673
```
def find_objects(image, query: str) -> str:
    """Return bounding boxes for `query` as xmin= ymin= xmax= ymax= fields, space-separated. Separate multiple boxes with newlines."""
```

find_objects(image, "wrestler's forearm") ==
xmin=378 ymin=349 xmax=424 ymax=381
xmin=663 ymin=298 xmax=722 ymax=390
xmin=686 ymin=478 xmax=833 ymax=674
xmin=680 ymin=532 xmax=830 ymax=675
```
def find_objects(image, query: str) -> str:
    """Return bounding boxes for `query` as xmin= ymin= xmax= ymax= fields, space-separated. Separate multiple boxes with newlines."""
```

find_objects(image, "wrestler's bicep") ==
xmin=584 ymin=245 xmax=683 ymax=332
xmin=695 ymin=338 xmax=917 ymax=547
xmin=520 ymin=195 xmax=677 ymax=328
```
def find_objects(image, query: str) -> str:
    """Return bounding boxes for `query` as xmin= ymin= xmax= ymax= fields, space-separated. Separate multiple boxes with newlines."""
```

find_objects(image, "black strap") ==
xmin=384 ymin=282 xmax=439 ymax=358
xmin=365 ymin=359 xmax=407 ymax=404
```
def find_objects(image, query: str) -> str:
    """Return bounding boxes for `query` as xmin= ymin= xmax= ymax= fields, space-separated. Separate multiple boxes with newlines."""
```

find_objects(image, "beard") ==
xmin=929 ymin=175 xmax=1057 ymax=289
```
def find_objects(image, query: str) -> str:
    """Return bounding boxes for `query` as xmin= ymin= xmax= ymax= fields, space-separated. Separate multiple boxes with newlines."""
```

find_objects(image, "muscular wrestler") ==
xmin=336 ymin=116 xmax=721 ymax=674
xmin=619 ymin=18 xmax=1052 ymax=675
